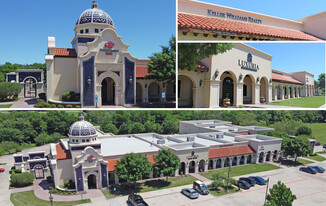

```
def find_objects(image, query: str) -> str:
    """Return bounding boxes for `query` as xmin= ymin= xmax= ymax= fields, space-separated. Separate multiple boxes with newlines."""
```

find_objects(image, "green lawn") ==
xmin=201 ymin=164 xmax=280 ymax=180
xmin=306 ymin=155 xmax=326 ymax=162
xmin=297 ymin=158 xmax=314 ymax=165
xmin=102 ymin=176 xmax=197 ymax=199
xmin=0 ymin=104 xmax=12 ymax=108
xmin=209 ymin=186 xmax=239 ymax=197
xmin=10 ymin=191 xmax=91 ymax=206
xmin=309 ymin=123 xmax=326 ymax=144
xmin=271 ymin=96 xmax=325 ymax=108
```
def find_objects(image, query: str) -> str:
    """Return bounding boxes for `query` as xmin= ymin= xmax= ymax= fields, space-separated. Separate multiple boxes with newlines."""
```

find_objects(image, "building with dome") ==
xmin=45 ymin=1 xmax=175 ymax=107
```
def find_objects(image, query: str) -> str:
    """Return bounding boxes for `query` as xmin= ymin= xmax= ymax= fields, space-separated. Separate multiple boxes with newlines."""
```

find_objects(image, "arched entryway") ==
xmin=148 ymin=82 xmax=160 ymax=103
xmin=247 ymin=155 xmax=252 ymax=164
xmin=273 ymin=150 xmax=278 ymax=161
xmin=179 ymin=162 xmax=186 ymax=175
xmin=178 ymin=75 xmax=195 ymax=107
xmin=259 ymin=152 xmax=264 ymax=163
xmin=101 ymin=77 xmax=115 ymax=105
xmin=136 ymin=83 xmax=142 ymax=104
xmin=243 ymin=75 xmax=254 ymax=104
xmin=240 ymin=156 xmax=245 ymax=165
xmin=199 ymin=159 xmax=205 ymax=172
xmin=260 ymin=77 xmax=268 ymax=102
xmin=24 ymin=77 xmax=37 ymax=98
xmin=266 ymin=151 xmax=271 ymax=161
xmin=224 ymin=157 xmax=230 ymax=167
xmin=284 ymin=86 xmax=288 ymax=99
xmin=189 ymin=161 xmax=195 ymax=173
xmin=34 ymin=165 xmax=44 ymax=179
xmin=277 ymin=85 xmax=282 ymax=100
xmin=232 ymin=157 xmax=237 ymax=166
xmin=216 ymin=159 xmax=221 ymax=168
xmin=87 ymin=174 xmax=97 ymax=189
xmin=289 ymin=87 xmax=293 ymax=98
xmin=209 ymin=160 xmax=214 ymax=170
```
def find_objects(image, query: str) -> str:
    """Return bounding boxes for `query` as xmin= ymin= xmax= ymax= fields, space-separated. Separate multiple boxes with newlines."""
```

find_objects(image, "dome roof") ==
xmin=76 ymin=1 xmax=113 ymax=26
xmin=69 ymin=114 xmax=97 ymax=137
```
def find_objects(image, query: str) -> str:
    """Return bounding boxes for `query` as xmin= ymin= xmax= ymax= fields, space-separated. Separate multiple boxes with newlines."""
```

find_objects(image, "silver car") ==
xmin=181 ymin=188 xmax=199 ymax=199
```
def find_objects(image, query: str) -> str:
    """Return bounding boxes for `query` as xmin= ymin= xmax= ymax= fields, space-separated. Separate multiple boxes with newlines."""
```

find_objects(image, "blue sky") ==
xmin=200 ymin=0 xmax=326 ymax=20
xmin=0 ymin=0 xmax=176 ymax=65
xmin=246 ymin=43 xmax=325 ymax=79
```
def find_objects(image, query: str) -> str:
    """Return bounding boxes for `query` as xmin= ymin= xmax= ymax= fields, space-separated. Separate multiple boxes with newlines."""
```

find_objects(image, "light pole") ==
xmin=264 ymin=177 xmax=270 ymax=205
xmin=49 ymin=190 xmax=53 ymax=206
xmin=226 ymin=164 xmax=232 ymax=193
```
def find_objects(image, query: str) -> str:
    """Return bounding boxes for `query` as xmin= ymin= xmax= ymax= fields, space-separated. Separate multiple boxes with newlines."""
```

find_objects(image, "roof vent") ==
xmin=157 ymin=139 xmax=165 ymax=144
xmin=187 ymin=136 xmax=195 ymax=142
xmin=210 ymin=126 xmax=215 ymax=128
xmin=217 ymin=134 xmax=224 ymax=139
xmin=248 ymin=130 xmax=256 ymax=135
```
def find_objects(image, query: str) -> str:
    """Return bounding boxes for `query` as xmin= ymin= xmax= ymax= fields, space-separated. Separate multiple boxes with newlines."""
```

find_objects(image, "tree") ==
xmin=0 ymin=128 xmax=24 ymax=143
xmin=118 ymin=122 xmax=133 ymax=134
xmin=318 ymin=73 xmax=325 ymax=90
xmin=147 ymin=35 xmax=176 ymax=83
xmin=0 ymin=145 xmax=5 ymax=156
xmin=296 ymin=125 xmax=312 ymax=136
xmin=144 ymin=120 xmax=158 ymax=133
xmin=161 ymin=114 xmax=178 ymax=134
xmin=131 ymin=122 xmax=146 ymax=133
xmin=178 ymin=43 xmax=234 ymax=70
xmin=0 ymin=141 xmax=20 ymax=154
xmin=115 ymin=153 xmax=152 ymax=186
xmin=154 ymin=149 xmax=180 ymax=181
xmin=265 ymin=181 xmax=296 ymax=206
xmin=101 ymin=123 xmax=119 ymax=134
xmin=282 ymin=136 xmax=312 ymax=162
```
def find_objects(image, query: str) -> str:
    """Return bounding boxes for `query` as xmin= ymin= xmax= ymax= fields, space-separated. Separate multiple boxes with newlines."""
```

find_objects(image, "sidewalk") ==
xmin=0 ymin=98 xmax=37 ymax=108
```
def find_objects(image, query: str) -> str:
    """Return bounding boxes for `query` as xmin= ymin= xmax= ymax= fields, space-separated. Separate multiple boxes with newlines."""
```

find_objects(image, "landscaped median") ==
xmin=201 ymin=164 xmax=281 ymax=180
xmin=10 ymin=191 xmax=91 ymax=206
xmin=271 ymin=96 xmax=325 ymax=108
xmin=102 ymin=176 xmax=197 ymax=199
xmin=306 ymin=154 xmax=326 ymax=162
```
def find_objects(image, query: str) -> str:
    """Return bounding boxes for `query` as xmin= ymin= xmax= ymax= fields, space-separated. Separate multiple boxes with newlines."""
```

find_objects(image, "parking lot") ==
xmin=131 ymin=162 xmax=326 ymax=206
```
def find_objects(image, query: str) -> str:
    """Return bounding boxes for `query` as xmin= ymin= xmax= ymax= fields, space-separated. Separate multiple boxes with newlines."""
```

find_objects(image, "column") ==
xmin=281 ymin=86 xmax=284 ymax=100
xmin=268 ymin=84 xmax=273 ymax=103
xmin=174 ymin=169 xmax=178 ymax=177
xmin=229 ymin=158 xmax=233 ymax=167
xmin=207 ymin=80 xmax=220 ymax=108
xmin=221 ymin=158 xmax=225 ymax=168
xmin=205 ymin=161 xmax=209 ymax=172
xmin=254 ymin=84 xmax=260 ymax=104
xmin=185 ymin=163 xmax=189 ymax=175
xmin=274 ymin=86 xmax=278 ymax=101
xmin=195 ymin=162 xmax=199 ymax=173
xmin=287 ymin=86 xmax=290 ymax=99
xmin=213 ymin=159 xmax=217 ymax=169
xmin=244 ymin=155 xmax=248 ymax=165
xmin=235 ymin=82 xmax=243 ymax=106
xmin=236 ymin=156 xmax=241 ymax=166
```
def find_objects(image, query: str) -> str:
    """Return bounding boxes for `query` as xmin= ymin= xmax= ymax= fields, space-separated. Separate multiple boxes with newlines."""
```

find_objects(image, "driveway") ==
xmin=0 ymin=98 xmax=37 ymax=108
xmin=0 ymin=154 xmax=14 ymax=206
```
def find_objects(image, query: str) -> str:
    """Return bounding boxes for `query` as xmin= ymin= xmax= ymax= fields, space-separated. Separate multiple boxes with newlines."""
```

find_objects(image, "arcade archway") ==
xmin=101 ymin=77 xmax=115 ymax=105
xmin=87 ymin=174 xmax=97 ymax=189
xmin=24 ymin=77 xmax=37 ymax=98
xmin=178 ymin=75 xmax=195 ymax=107
xmin=148 ymin=82 xmax=160 ymax=103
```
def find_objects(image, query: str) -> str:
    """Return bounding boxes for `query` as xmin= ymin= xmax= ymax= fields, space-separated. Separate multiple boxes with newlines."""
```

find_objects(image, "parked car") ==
xmin=239 ymin=177 xmax=255 ymax=186
xmin=0 ymin=168 xmax=5 ymax=173
xmin=193 ymin=180 xmax=209 ymax=195
xmin=238 ymin=180 xmax=251 ymax=189
xmin=323 ymin=144 xmax=326 ymax=149
xmin=299 ymin=166 xmax=317 ymax=174
xmin=249 ymin=176 xmax=266 ymax=185
xmin=311 ymin=166 xmax=325 ymax=173
xmin=181 ymin=188 xmax=199 ymax=199
xmin=314 ymin=142 xmax=321 ymax=146
xmin=127 ymin=194 xmax=149 ymax=206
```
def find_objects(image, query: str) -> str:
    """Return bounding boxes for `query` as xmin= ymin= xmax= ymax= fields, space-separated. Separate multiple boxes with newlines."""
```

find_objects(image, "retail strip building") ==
xmin=178 ymin=0 xmax=326 ymax=41
xmin=13 ymin=115 xmax=282 ymax=192
xmin=45 ymin=1 xmax=175 ymax=107
xmin=178 ymin=43 xmax=316 ymax=108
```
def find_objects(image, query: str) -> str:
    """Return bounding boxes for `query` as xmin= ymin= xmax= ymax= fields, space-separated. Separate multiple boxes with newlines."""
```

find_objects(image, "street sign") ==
xmin=162 ymin=92 xmax=166 ymax=99
xmin=95 ymin=95 xmax=98 ymax=103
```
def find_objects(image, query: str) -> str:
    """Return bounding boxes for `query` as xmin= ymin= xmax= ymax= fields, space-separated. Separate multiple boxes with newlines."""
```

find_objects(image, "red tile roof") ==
xmin=209 ymin=145 xmax=254 ymax=159
xmin=136 ymin=66 xmax=151 ymax=78
xmin=53 ymin=48 xmax=77 ymax=58
xmin=195 ymin=61 xmax=209 ymax=72
xmin=178 ymin=13 xmax=322 ymax=41
xmin=56 ymin=143 xmax=72 ymax=160
xmin=272 ymin=73 xmax=303 ymax=85
xmin=107 ymin=155 xmax=156 ymax=172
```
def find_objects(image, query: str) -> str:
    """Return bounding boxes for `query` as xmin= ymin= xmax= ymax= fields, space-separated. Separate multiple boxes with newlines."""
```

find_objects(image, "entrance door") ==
xmin=101 ymin=78 xmax=115 ymax=105
xmin=34 ymin=166 xmax=44 ymax=179
xmin=87 ymin=174 xmax=97 ymax=189
xmin=24 ymin=78 xmax=37 ymax=98
xmin=222 ymin=77 xmax=234 ymax=105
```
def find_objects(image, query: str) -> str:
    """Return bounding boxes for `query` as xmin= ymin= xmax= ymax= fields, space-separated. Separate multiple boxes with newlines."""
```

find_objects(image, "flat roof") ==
xmin=99 ymin=136 xmax=160 ymax=156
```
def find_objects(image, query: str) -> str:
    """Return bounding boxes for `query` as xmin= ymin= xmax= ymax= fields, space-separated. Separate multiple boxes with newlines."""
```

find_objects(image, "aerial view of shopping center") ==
xmin=0 ymin=0 xmax=326 ymax=206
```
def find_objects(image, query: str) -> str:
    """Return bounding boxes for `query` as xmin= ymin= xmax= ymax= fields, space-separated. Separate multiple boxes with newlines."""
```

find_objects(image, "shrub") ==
xmin=49 ymin=104 xmax=56 ymax=108
xmin=296 ymin=125 xmax=312 ymax=136
xmin=58 ymin=105 xmax=64 ymax=108
xmin=66 ymin=104 xmax=73 ymax=108
xmin=38 ymin=93 xmax=46 ymax=100
xmin=44 ymin=102 xmax=51 ymax=107
xmin=62 ymin=91 xmax=80 ymax=102
xmin=35 ymin=99 xmax=46 ymax=108
xmin=10 ymin=172 xmax=34 ymax=187
xmin=0 ymin=82 xmax=21 ymax=101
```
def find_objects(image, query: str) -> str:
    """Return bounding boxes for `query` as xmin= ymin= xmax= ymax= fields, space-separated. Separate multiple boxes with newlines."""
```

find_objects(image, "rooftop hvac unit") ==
xmin=187 ymin=136 xmax=195 ymax=142
xmin=248 ymin=130 xmax=256 ymax=134
xmin=229 ymin=129 xmax=235 ymax=132
xmin=217 ymin=134 xmax=224 ymax=139
xmin=157 ymin=139 xmax=165 ymax=144
xmin=210 ymin=126 xmax=215 ymax=128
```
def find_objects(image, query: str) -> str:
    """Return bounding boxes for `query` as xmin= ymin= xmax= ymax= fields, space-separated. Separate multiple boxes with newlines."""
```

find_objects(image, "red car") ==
xmin=0 ymin=168 xmax=5 ymax=173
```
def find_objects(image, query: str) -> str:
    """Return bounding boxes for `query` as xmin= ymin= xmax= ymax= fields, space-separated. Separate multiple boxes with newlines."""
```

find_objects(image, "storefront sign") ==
xmin=101 ymin=41 xmax=119 ymax=55
xmin=238 ymin=53 xmax=260 ymax=72
xmin=187 ymin=155 xmax=199 ymax=160
xmin=86 ymin=155 xmax=96 ymax=162
xmin=207 ymin=9 xmax=262 ymax=24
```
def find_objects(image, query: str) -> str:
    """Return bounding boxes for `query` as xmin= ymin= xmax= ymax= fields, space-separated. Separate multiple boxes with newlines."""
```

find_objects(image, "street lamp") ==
xmin=264 ymin=178 xmax=270 ymax=205
xmin=226 ymin=164 xmax=232 ymax=193
xmin=129 ymin=76 xmax=133 ymax=84
xmin=49 ymin=190 xmax=53 ymax=206
xmin=87 ymin=76 xmax=92 ymax=86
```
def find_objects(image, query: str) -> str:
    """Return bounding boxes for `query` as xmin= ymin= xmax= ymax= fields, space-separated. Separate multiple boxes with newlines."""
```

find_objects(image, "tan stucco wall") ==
xmin=56 ymin=159 xmax=74 ymax=186
xmin=52 ymin=58 xmax=78 ymax=100
xmin=301 ymin=13 xmax=326 ymax=40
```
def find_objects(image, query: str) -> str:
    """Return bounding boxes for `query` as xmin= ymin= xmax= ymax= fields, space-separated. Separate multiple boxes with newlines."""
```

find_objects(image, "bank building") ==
xmin=44 ymin=1 xmax=175 ymax=107
xmin=13 ymin=114 xmax=284 ymax=192
xmin=178 ymin=0 xmax=326 ymax=41
xmin=178 ymin=43 xmax=316 ymax=108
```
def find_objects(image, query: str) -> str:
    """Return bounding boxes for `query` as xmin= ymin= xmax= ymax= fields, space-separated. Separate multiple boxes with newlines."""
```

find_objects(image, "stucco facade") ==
xmin=178 ymin=43 xmax=315 ymax=108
